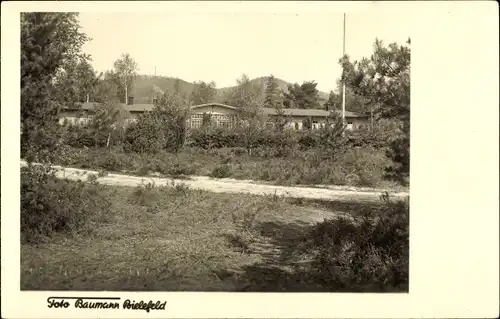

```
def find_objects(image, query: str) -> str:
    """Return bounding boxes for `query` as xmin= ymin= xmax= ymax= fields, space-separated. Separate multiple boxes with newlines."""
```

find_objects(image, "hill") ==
xmin=131 ymin=75 xmax=330 ymax=105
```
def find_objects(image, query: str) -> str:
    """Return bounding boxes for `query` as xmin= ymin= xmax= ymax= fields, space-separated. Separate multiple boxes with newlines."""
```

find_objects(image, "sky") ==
xmin=78 ymin=9 xmax=411 ymax=92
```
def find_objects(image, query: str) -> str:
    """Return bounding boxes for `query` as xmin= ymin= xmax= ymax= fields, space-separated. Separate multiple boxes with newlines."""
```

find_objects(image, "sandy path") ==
xmin=21 ymin=161 xmax=408 ymax=203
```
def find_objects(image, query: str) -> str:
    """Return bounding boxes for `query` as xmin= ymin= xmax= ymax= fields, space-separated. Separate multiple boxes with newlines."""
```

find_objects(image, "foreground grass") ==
xmin=21 ymin=182 xmax=311 ymax=290
xmin=21 ymin=177 xmax=408 ymax=291
xmin=53 ymin=146 xmax=406 ymax=190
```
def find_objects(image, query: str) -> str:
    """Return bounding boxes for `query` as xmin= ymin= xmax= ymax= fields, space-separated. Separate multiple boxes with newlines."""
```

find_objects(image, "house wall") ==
xmin=58 ymin=110 xmax=92 ymax=125
xmin=59 ymin=105 xmax=369 ymax=131
xmin=345 ymin=117 xmax=369 ymax=130
xmin=268 ymin=114 xmax=369 ymax=131
xmin=189 ymin=105 xmax=238 ymax=129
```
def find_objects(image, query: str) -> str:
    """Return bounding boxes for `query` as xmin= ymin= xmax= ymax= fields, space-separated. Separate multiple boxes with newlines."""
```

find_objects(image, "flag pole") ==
xmin=342 ymin=13 xmax=346 ymax=126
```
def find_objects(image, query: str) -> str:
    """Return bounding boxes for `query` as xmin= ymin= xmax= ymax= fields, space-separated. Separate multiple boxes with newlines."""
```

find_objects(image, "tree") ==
xmin=126 ymin=92 xmax=189 ymax=154
xmin=93 ymin=71 xmax=121 ymax=103
xmin=324 ymin=90 xmax=338 ymax=111
xmin=333 ymin=79 xmax=368 ymax=115
xmin=76 ymin=60 xmax=100 ymax=103
xmin=340 ymin=38 xmax=411 ymax=182
xmin=221 ymin=74 xmax=264 ymax=123
xmin=264 ymin=74 xmax=280 ymax=108
xmin=52 ymin=59 xmax=99 ymax=106
xmin=263 ymin=74 xmax=288 ymax=131
xmin=283 ymin=81 xmax=321 ymax=109
xmin=113 ymin=53 xmax=138 ymax=104
xmin=317 ymin=110 xmax=347 ymax=159
xmin=189 ymin=81 xmax=216 ymax=105
xmin=21 ymin=12 xmax=90 ymax=162
xmin=89 ymin=103 xmax=130 ymax=147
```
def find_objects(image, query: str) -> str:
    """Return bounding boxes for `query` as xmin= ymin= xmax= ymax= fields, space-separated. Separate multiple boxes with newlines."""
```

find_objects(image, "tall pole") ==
xmin=342 ymin=13 xmax=346 ymax=125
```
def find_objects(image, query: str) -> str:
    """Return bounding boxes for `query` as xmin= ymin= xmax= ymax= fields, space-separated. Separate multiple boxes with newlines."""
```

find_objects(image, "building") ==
xmin=59 ymin=101 xmax=369 ymax=130
xmin=262 ymin=107 xmax=368 ymax=130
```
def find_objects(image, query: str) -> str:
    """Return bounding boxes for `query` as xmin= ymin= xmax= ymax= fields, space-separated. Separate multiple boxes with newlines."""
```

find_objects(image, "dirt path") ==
xmin=21 ymin=161 xmax=408 ymax=203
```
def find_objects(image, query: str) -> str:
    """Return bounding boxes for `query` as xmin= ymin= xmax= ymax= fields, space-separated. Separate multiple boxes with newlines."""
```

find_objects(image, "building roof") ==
xmin=262 ymin=108 xmax=368 ymax=118
xmin=65 ymin=102 xmax=155 ymax=112
xmin=191 ymin=102 xmax=237 ymax=111
xmin=64 ymin=102 xmax=368 ymax=118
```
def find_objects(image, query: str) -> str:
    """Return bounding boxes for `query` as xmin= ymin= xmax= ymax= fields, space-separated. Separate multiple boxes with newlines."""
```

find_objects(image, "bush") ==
xmin=125 ymin=93 xmax=188 ymax=154
xmin=187 ymin=127 xmax=240 ymax=149
xmin=341 ymin=147 xmax=390 ymax=187
xmin=21 ymin=165 xmax=113 ymax=243
xmin=211 ymin=164 xmax=233 ymax=178
xmin=384 ymin=121 xmax=410 ymax=184
xmin=124 ymin=115 xmax=168 ymax=154
xmin=63 ymin=124 xmax=98 ymax=148
xmin=307 ymin=195 xmax=409 ymax=292
xmin=129 ymin=181 xmax=159 ymax=206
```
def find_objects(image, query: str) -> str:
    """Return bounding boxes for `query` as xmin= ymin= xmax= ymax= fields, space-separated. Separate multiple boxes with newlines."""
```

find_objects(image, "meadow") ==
xmin=21 ymin=165 xmax=409 ymax=292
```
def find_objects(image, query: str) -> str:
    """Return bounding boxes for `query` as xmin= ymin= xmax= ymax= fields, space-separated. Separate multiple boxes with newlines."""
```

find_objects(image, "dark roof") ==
xmin=65 ymin=102 xmax=368 ymax=118
xmin=65 ymin=102 xmax=155 ymax=112
xmin=262 ymin=108 xmax=368 ymax=118
xmin=191 ymin=102 xmax=237 ymax=110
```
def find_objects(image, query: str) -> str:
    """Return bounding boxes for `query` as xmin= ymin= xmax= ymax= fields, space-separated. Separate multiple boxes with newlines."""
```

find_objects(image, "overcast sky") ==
xmin=79 ymin=10 xmax=411 ymax=92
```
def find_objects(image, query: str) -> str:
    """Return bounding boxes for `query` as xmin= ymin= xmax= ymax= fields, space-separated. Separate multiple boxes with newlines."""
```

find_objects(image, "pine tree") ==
xmin=283 ymin=81 xmax=320 ymax=109
xmin=340 ymin=38 xmax=411 ymax=182
xmin=264 ymin=74 xmax=279 ymax=108
xmin=21 ymin=12 xmax=90 ymax=162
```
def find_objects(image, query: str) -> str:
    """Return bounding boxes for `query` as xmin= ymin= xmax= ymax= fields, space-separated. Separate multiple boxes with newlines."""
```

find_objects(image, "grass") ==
xmin=53 ymin=145 xmax=405 ymax=190
xmin=21 ymin=182 xmax=294 ymax=290
xmin=21 ymin=175 xmax=409 ymax=292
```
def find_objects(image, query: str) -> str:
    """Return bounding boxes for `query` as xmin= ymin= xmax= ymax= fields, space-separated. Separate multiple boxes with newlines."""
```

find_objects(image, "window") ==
xmin=190 ymin=119 xmax=202 ymax=129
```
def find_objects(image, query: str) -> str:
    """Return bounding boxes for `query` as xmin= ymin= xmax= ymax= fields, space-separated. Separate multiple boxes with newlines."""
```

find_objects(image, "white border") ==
xmin=2 ymin=1 xmax=499 ymax=318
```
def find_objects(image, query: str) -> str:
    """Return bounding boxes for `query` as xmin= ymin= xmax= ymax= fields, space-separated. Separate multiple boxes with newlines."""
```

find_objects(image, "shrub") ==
xmin=173 ymin=182 xmax=191 ymax=196
xmin=341 ymin=147 xmax=390 ymax=187
xmin=63 ymin=124 xmax=98 ymax=148
xmin=307 ymin=195 xmax=409 ymax=292
xmin=129 ymin=181 xmax=159 ymax=206
xmin=167 ymin=161 xmax=197 ymax=177
xmin=21 ymin=164 xmax=112 ymax=243
xmin=211 ymin=164 xmax=233 ymax=179
xmin=124 ymin=115 xmax=168 ymax=154
xmin=187 ymin=127 xmax=240 ymax=149
xmin=125 ymin=93 xmax=188 ymax=154
xmin=384 ymin=121 xmax=410 ymax=184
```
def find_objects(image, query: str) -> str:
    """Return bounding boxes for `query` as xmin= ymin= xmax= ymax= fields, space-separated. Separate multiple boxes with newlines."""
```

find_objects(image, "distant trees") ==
xmin=223 ymin=74 xmax=264 ymax=121
xmin=113 ymin=53 xmax=138 ymax=104
xmin=93 ymin=71 xmax=121 ymax=103
xmin=52 ymin=59 xmax=99 ymax=107
xmin=283 ymin=81 xmax=321 ymax=109
xmin=340 ymin=38 xmax=411 ymax=182
xmin=189 ymin=81 xmax=217 ymax=105
xmin=173 ymin=78 xmax=182 ymax=95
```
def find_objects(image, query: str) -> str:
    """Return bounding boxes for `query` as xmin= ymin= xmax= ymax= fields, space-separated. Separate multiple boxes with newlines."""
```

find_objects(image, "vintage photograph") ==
xmin=20 ymin=10 xmax=410 ymax=292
